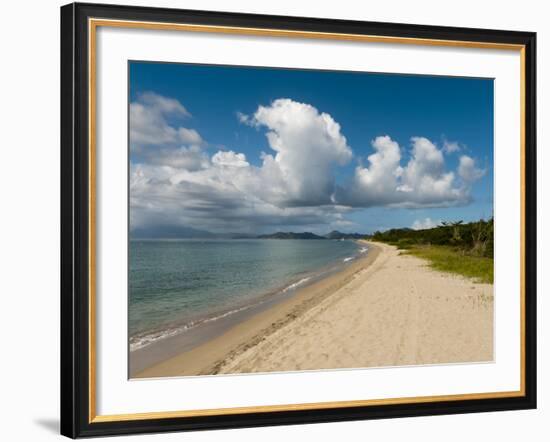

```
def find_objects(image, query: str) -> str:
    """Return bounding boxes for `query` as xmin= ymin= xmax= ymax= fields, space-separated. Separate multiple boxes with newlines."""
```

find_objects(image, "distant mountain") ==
xmin=131 ymin=227 xmax=368 ymax=240
xmin=325 ymin=230 xmax=366 ymax=240
xmin=257 ymin=231 xmax=327 ymax=240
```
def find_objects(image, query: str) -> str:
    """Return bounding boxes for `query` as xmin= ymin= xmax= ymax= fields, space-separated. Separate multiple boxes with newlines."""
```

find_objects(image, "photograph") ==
xmin=0 ymin=0 xmax=544 ymax=439
xmin=128 ymin=62 xmax=495 ymax=379
xmin=56 ymin=2 xmax=537 ymax=438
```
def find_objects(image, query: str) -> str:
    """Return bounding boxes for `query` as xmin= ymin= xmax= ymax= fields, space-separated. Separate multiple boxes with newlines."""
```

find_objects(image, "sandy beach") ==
xmin=135 ymin=241 xmax=493 ymax=378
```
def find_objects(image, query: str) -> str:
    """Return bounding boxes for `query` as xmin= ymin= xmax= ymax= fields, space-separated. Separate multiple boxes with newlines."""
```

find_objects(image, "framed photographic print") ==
xmin=60 ymin=2 xmax=537 ymax=438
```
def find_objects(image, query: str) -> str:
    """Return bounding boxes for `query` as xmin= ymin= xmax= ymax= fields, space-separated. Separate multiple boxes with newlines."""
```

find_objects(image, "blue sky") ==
xmin=129 ymin=61 xmax=493 ymax=235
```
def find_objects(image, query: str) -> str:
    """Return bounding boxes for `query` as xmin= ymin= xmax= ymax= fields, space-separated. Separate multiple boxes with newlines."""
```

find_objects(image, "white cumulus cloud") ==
xmin=458 ymin=155 xmax=486 ymax=183
xmin=212 ymin=151 xmax=250 ymax=168
xmin=130 ymin=91 xmax=203 ymax=153
xmin=130 ymin=92 xmax=201 ymax=147
xmin=129 ymin=95 xmax=487 ymax=234
xmin=130 ymin=92 xmax=207 ymax=170
xmin=411 ymin=217 xmax=441 ymax=230
xmin=443 ymin=139 xmax=461 ymax=153
xmin=341 ymin=136 xmax=473 ymax=208
xmin=248 ymin=98 xmax=353 ymax=207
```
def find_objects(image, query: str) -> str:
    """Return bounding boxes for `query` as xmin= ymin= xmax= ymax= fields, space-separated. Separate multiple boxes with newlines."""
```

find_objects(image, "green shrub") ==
xmin=367 ymin=218 xmax=494 ymax=282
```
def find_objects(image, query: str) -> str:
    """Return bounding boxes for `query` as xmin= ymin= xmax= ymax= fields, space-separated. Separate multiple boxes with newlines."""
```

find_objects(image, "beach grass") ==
xmin=400 ymin=245 xmax=493 ymax=284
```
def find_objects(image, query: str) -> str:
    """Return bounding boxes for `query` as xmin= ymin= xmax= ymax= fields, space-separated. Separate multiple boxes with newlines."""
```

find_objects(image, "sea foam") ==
xmin=130 ymin=303 xmax=256 ymax=352
xmin=282 ymin=276 xmax=312 ymax=293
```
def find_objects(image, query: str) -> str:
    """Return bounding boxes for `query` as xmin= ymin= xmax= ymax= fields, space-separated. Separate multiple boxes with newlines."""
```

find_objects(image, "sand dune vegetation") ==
xmin=369 ymin=218 xmax=494 ymax=283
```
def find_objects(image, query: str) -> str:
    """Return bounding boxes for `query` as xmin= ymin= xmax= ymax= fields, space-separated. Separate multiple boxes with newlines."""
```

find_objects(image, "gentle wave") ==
xmin=130 ymin=242 xmax=370 ymax=352
xmin=130 ymin=303 xmax=255 ymax=352
xmin=130 ymin=276 xmax=317 ymax=351
xmin=130 ymin=327 xmax=188 ymax=352
xmin=282 ymin=276 xmax=312 ymax=293
xmin=343 ymin=245 xmax=368 ymax=262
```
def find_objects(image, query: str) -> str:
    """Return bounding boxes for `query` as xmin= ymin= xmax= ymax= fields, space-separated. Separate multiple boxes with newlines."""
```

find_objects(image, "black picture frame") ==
xmin=61 ymin=2 xmax=537 ymax=438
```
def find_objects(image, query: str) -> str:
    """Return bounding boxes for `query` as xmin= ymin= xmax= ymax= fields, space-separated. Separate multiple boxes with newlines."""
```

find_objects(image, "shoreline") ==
xmin=130 ymin=240 xmax=367 ymax=354
xmin=134 ymin=241 xmax=493 ymax=378
xmin=132 ymin=240 xmax=381 ymax=378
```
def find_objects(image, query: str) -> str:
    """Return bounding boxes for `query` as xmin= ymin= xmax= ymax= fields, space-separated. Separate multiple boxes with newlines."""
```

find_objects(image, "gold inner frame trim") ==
xmin=91 ymin=390 xmax=524 ymax=423
xmin=88 ymin=17 xmax=527 ymax=424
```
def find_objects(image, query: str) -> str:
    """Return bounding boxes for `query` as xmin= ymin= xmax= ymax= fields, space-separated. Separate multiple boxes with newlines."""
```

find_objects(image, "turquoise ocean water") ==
xmin=129 ymin=239 xmax=368 ymax=351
